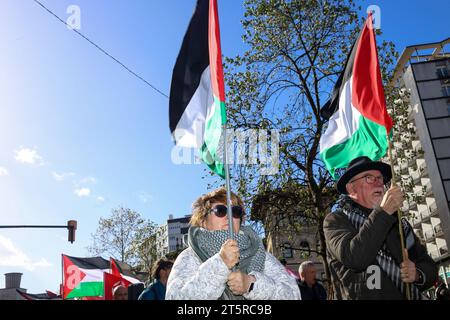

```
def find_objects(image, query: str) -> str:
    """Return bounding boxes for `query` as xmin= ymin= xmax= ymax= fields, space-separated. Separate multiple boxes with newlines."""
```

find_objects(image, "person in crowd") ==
xmin=323 ymin=156 xmax=438 ymax=299
xmin=138 ymin=258 xmax=173 ymax=300
xmin=112 ymin=284 xmax=128 ymax=300
xmin=166 ymin=187 xmax=301 ymax=300
xmin=297 ymin=261 xmax=327 ymax=300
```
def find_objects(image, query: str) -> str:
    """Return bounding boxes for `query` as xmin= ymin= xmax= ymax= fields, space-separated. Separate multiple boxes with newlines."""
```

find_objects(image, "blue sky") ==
xmin=0 ymin=0 xmax=448 ymax=293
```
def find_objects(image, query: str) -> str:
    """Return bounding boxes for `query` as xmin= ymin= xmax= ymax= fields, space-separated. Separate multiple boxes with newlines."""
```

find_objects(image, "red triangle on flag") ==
xmin=110 ymin=258 xmax=122 ymax=277
xmin=62 ymin=255 xmax=86 ymax=299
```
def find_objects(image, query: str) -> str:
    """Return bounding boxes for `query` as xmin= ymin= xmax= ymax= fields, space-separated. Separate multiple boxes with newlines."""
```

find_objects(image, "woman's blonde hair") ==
xmin=190 ymin=187 xmax=245 ymax=227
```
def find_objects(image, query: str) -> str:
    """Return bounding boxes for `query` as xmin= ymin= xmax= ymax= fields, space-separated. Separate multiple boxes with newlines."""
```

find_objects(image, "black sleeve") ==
xmin=323 ymin=208 xmax=397 ymax=271
xmin=318 ymin=283 xmax=327 ymax=300
xmin=409 ymin=232 xmax=438 ymax=290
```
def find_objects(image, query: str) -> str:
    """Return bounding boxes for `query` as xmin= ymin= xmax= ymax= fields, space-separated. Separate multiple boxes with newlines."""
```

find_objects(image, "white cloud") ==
xmin=14 ymin=147 xmax=44 ymax=165
xmin=0 ymin=167 xmax=8 ymax=176
xmin=52 ymin=171 xmax=75 ymax=181
xmin=0 ymin=235 xmax=52 ymax=271
xmin=96 ymin=196 xmax=105 ymax=203
xmin=80 ymin=176 xmax=97 ymax=184
xmin=74 ymin=188 xmax=90 ymax=197
xmin=139 ymin=192 xmax=152 ymax=204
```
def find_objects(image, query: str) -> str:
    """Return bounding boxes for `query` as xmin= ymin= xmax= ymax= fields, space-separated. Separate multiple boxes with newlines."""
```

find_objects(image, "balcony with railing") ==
xmin=422 ymin=178 xmax=433 ymax=196
xmin=439 ymin=244 xmax=449 ymax=256
xmin=407 ymin=195 xmax=417 ymax=210
xmin=414 ymin=185 xmax=425 ymax=199
xmin=429 ymin=200 xmax=438 ymax=217
xmin=400 ymin=131 xmax=411 ymax=143
xmin=398 ymin=159 xmax=409 ymax=175
xmin=407 ymin=122 xmax=418 ymax=137
xmin=417 ymin=159 xmax=428 ymax=177
xmin=430 ymin=243 xmax=450 ymax=260
xmin=411 ymin=140 xmax=422 ymax=153
xmin=410 ymin=211 xmax=421 ymax=228
xmin=408 ymin=167 xmax=421 ymax=184
xmin=414 ymin=228 xmax=423 ymax=240
xmin=429 ymin=249 xmax=441 ymax=259
xmin=420 ymin=207 xmax=431 ymax=222
xmin=407 ymin=104 xmax=414 ymax=121
xmin=424 ymin=229 xmax=436 ymax=243
xmin=434 ymin=223 xmax=444 ymax=237
xmin=407 ymin=156 xmax=417 ymax=168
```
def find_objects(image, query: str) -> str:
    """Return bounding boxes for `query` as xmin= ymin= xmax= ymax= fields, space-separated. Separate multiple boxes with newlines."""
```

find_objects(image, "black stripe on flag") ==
xmin=169 ymin=0 xmax=209 ymax=135
xmin=64 ymin=255 xmax=109 ymax=270
xmin=320 ymin=28 xmax=362 ymax=120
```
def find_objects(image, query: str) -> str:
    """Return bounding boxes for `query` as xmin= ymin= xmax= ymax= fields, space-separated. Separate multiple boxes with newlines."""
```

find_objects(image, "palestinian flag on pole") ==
xmin=319 ymin=14 xmax=393 ymax=179
xmin=62 ymin=254 xmax=109 ymax=299
xmin=103 ymin=271 xmax=132 ymax=300
xmin=110 ymin=257 xmax=142 ymax=284
xmin=169 ymin=0 xmax=227 ymax=178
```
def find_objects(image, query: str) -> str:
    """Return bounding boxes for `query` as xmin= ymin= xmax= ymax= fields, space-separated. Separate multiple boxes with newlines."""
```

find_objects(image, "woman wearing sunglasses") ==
xmin=165 ymin=187 xmax=301 ymax=300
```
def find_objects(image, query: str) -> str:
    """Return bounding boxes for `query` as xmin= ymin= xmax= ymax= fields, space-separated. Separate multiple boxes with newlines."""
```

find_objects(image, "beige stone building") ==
xmin=266 ymin=224 xmax=325 ymax=280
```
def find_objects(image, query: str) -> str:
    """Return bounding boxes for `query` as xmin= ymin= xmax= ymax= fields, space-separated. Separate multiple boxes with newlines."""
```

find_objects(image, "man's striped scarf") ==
xmin=339 ymin=196 xmax=422 ymax=299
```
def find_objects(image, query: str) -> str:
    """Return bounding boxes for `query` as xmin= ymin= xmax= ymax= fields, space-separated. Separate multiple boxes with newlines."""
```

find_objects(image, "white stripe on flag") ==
xmin=174 ymin=66 xmax=214 ymax=148
xmin=78 ymin=268 xmax=109 ymax=282
xmin=320 ymin=76 xmax=362 ymax=152
xmin=122 ymin=275 xmax=141 ymax=284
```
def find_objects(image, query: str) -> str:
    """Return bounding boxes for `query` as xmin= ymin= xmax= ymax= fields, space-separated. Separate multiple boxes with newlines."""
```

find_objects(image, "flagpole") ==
xmin=223 ymin=124 xmax=234 ymax=240
xmin=387 ymin=136 xmax=411 ymax=300
xmin=61 ymin=254 xmax=64 ymax=300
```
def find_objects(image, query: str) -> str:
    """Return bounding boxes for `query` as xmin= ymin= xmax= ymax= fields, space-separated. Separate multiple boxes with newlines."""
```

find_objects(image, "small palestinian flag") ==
xmin=319 ymin=14 xmax=393 ymax=179
xmin=103 ymin=272 xmax=132 ymax=300
xmin=169 ymin=0 xmax=227 ymax=178
xmin=62 ymin=254 xmax=109 ymax=299
xmin=110 ymin=257 xmax=141 ymax=284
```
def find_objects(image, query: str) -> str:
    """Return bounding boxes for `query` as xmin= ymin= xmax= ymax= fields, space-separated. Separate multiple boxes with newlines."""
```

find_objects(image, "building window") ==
xmin=442 ymin=85 xmax=450 ymax=97
xmin=299 ymin=240 xmax=311 ymax=256
xmin=436 ymin=66 xmax=449 ymax=79
xmin=282 ymin=242 xmax=293 ymax=259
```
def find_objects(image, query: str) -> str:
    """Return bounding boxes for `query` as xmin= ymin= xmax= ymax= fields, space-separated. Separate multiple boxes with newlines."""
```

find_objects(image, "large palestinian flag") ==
xmin=62 ymin=255 xmax=109 ymax=299
xmin=319 ymin=14 xmax=393 ymax=179
xmin=169 ymin=0 xmax=226 ymax=178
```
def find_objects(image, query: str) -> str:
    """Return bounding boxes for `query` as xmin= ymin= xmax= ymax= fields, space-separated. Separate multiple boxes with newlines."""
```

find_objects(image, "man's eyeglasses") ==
xmin=210 ymin=205 xmax=244 ymax=219
xmin=350 ymin=174 xmax=385 ymax=185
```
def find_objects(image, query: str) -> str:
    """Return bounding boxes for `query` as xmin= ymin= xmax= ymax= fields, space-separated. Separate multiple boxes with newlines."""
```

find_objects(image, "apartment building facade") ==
xmin=155 ymin=214 xmax=191 ymax=259
xmin=390 ymin=38 xmax=450 ymax=285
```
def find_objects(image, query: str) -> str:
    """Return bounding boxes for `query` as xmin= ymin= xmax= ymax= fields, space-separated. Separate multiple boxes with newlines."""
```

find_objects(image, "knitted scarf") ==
xmin=337 ymin=196 xmax=421 ymax=299
xmin=188 ymin=225 xmax=266 ymax=300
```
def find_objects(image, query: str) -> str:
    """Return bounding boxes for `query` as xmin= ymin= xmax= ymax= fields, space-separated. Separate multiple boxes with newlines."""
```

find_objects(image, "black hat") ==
xmin=336 ymin=156 xmax=392 ymax=195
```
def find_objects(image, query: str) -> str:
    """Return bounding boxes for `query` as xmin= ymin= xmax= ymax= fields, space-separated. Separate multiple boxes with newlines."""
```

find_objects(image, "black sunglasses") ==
xmin=210 ymin=205 xmax=244 ymax=219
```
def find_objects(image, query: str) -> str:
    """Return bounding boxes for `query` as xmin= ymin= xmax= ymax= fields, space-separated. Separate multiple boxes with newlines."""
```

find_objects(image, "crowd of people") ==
xmin=111 ymin=157 xmax=448 ymax=300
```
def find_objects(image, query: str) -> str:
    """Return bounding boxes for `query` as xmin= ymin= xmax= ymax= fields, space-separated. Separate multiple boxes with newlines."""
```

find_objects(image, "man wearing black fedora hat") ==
xmin=323 ymin=156 xmax=437 ymax=299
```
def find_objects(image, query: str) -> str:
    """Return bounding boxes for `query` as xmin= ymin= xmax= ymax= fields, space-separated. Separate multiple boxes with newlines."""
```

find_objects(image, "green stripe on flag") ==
xmin=320 ymin=116 xmax=389 ymax=179
xmin=66 ymin=281 xmax=104 ymax=299
xmin=200 ymin=96 xmax=226 ymax=178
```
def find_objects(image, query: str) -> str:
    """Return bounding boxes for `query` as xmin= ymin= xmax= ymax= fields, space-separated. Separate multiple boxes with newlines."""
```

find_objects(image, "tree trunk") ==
xmin=318 ymin=218 xmax=333 ymax=299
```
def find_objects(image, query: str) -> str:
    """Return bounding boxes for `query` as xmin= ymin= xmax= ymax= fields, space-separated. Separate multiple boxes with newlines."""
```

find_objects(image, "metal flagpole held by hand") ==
xmin=387 ymin=137 xmax=411 ymax=300
xmin=223 ymin=125 xmax=238 ymax=273
xmin=223 ymin=124 xmax=234 ymax=240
